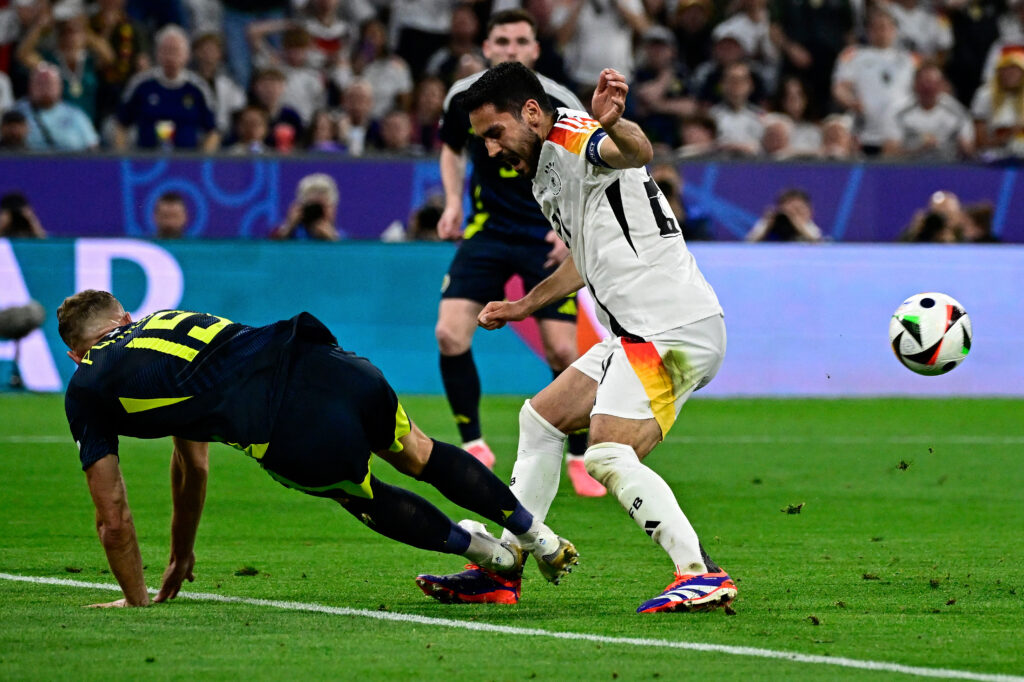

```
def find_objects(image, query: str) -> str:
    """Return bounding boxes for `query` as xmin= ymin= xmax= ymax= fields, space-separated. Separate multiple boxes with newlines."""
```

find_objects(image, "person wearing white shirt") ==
xmin=971 ymin=48 xmax=1024 ymax=155
xmin=885 ymin=0 xmax=953 ymax=58
xmin=709 ymin=61 xmax=764 ymax=156
xmin=418 ymin=61 xmax=737 ymax=615
xmin=552 ymin=0 xmax=649 ymax=90
xmin=882 ymin=62 xmax=974 ymax=160
xmin=832 ymin=8 xmax=915 ymax=152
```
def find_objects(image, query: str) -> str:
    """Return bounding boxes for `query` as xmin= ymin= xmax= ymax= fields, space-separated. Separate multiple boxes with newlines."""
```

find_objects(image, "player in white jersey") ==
xmin=415 ymin=61 xmax=737 ymax=613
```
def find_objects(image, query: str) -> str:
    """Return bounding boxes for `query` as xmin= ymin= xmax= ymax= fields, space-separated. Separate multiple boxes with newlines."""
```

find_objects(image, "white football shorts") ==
xmin=571 ymin=314 xmax=726 ymax=438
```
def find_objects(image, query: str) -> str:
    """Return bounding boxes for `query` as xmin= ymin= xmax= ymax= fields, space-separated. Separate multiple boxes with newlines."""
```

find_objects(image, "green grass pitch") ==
xmin=1 ymin=393 xmax=1022 ymax=680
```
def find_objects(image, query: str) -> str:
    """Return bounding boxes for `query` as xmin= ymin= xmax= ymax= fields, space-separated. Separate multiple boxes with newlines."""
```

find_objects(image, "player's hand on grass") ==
xmin=543 ymin=231 xmax=569 ymax=269
xmin=479 ymin=300 xmax=528 ymax=330
xmin=154 ymin=552 xmax=196 ymax=602
xmin=85 ymin=598 xmax=137 ymax=608
xmin=592 ymin=68 xmax=628 ymax=130
xmin=437 ymin=204 xmax=464 ymax=240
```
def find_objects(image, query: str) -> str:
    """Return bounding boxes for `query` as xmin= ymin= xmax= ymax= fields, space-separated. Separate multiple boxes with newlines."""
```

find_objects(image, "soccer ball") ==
xmin=889 ymin=292 xmax=972 ymax=376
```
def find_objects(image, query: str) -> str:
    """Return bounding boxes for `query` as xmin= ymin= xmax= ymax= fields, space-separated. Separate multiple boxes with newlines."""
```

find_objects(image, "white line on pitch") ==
xmin=1 ymin=572 xmax=1020 ymax=682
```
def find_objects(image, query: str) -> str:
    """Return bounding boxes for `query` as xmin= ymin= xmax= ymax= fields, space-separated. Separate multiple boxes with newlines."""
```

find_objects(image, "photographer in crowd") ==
xmin=269 ymin=172 xmax=342 ymax=241
xmin=0 ymin=191 xmax=47 ymax=238
xmin=746 ymin=187 xmax=822 ymax=242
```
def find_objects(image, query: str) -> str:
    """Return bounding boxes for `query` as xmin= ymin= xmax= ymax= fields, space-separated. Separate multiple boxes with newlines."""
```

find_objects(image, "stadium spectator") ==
xmin=980 ymin=3 xmax=1024 ymax=86
xmin=746 ymin=187 xmax=823 ymax=242
xmin=667 ymin=0 xmax=714 ymax=73
xmin=631 ymin=25 xmax=696 ymax=150
xmin=153 ymin=191 xmax=189 ymax=239
xmin=16 ymin=5 xmax=114 ymax=122
xmin=715 ymin=0 xmax=780 ymax=93
xmin=192 ymin=33 xmax=245 ymax=135
xmin=760 ymin=112 xmax=796 ymax=159
xmin=831 ymin=8 xmax=915 ymax=155
xmin=248 ymin=24 xmax=326 ymax=124
xmin=55 ymin=289 xmax=576 ymax=608
xmin=90 ymin=0 xmax=148 ymax=126
xmin=820 ymin=112 xmax=860 ymax=159
xmin=114 ymin=25 xmax=219 ymax=151
xmin=270 ymin=172 xmax=342 ymax=241
xmin=0 ymin=191 xmax=46 ymax=238
xmin=302 ymin=108 xmax=344 ymax=152
xmin=300 ymin=0 xmax=352 ymax=69
xmin=771 ymin=0 xmax=855 ymax=120
xmin=370 ymin=108 xmax=417 ymax=154
xmin=551 ymin=0 xmax=650 ymax=96
xmin=248 ymin=67 xmax=303 ymax=151
xmin=691 ymin=23 xmax=768 ymax=107
xmin=899 ymin=190 xmax=966 ymax=243
xmin=709 ymin=61 xmax=764 ymax=157
xmin=389 ymin=0 xmax=454 ymax=79
xmin=14 ymin=62 xmax=99 ymax=151
xmin=943 ymin=0 xmax=1003 ymax=106
xmin=971 ymin=46 xmax=1024 ymax=156
xmin=425 ymin=3 xmax=482 ymax=87
xmin=228 ymin=104 xmax=271 ymax=154
xmin=184 ymin=0 xmax=224 ymax=36
xmin=409 ymin=75 xmax=445 ymax=153
xmin=351 ymin=18 xmax=413 ymax=121
xmin=774 ymin=75 xmax=822 ymax=155
xmin=676 ymin=113 xmax=717 ymax=158
xmin=882 ymin=62 xmax=975 ymax=160
xmin=0 ymin=68 xmax=11 ymax=112
xmin=962 ymin=200 xmax=999 ymax=243
xmin=884 ymin=0 xmax=953 ymax=59
xmin=452 ymin=51 xmax=486 ymax=81
xmin=220 ymin=0 xmax=289 ymax=89
xmin=336 ymin=78 xmax=373 ymax=156
xmin=0 ymin=110 xmax=29 ymax=150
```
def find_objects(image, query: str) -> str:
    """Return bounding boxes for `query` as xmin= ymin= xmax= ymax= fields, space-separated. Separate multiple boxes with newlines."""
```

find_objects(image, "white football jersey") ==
xmin=532 ymin=108 xmax=723 ymax=339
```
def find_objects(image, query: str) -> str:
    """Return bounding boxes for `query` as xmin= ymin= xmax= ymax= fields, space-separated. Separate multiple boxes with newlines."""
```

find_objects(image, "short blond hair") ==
xmin=57 ymin=290 xmax=123 ymax=352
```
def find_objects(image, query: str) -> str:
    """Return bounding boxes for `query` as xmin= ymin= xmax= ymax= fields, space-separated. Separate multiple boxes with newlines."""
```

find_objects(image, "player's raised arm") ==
xmin=84 ymin=454 xmax=150 ymax=607
xmin=591 ymin=68 xmax=653 ymax=169
xmin=155 ymin=437 xmax=209 ymax=603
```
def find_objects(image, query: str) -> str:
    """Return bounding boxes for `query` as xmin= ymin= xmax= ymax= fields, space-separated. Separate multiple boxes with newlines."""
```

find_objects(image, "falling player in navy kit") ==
xmin=57 ymin=290 xmax=577 ymax=607
xmin=434 ymin=9 xmax=605 ymax=497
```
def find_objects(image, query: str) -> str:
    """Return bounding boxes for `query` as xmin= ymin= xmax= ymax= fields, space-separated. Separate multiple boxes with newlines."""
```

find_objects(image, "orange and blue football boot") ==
xmin=636 ymin=571 xmax=737 ymax=613
xmin=415 ymin=565 xmax=522 ymax=604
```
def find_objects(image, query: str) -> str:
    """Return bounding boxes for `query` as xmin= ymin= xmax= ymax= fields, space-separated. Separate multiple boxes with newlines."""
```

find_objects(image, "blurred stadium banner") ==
xmin=0 ymin=158 xmax=1020 ymax=242
xmin=2 ymin=238 xmax=1021 ymax=397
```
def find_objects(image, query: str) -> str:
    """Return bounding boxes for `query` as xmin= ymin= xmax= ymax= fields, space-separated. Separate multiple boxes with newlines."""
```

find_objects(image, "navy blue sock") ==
xmin=441 ymin=350 xmax=482 ymax=442
xmin=336 ymin=476 xmax=471 ymax=555
xmin=417 ymin=439 xmax=533 ymax=535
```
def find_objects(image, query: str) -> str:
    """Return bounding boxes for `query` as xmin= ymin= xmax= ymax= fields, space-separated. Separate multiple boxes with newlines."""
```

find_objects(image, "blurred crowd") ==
xmin=0 ymin=0 xmax=1022 ymax=161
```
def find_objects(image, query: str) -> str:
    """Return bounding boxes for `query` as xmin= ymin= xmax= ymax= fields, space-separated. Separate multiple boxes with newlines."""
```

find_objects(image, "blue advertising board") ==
xmin=0 ymin=156 xmax=1020 ymax=242
xmin=2 ymin=239 xmax=1022 ymax=397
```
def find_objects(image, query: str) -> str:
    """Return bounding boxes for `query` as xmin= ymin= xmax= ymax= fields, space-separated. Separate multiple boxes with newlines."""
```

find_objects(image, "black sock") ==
xmin=337 ymin=477 xmax=470 ymax=555
xmin=551 ymin=368 xmax=589 ymax=456
xmin=440 ymin=350 xmax=482 ymax=442
xmin=417 ymin=439 xmax=533 ymax=535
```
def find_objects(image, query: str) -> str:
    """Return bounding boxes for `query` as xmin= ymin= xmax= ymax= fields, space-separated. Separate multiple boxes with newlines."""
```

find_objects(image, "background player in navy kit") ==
xmin=435 ymin=9 xmax=604 ymax=496
xmin=56 ymin=290 xmax=577 ymax=607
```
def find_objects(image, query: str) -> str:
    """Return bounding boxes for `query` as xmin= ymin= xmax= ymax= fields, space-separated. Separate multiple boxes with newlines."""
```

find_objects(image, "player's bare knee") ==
xmin=435 ymin=322 xmax=471 ymax=356
xmin=543 ymin=344 xmax=577 ymax=373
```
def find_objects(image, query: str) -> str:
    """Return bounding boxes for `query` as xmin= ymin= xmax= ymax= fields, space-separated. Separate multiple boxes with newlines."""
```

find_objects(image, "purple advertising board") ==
xmin=0 ymin=156 xmax=1020 ymax=242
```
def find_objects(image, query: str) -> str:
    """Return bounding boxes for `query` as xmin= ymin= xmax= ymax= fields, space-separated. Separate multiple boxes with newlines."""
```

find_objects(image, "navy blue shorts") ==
xmin=261 ymin=343 xmax=410 ymax=499
xmin=441 ymin=229 xmax=577 ymax=322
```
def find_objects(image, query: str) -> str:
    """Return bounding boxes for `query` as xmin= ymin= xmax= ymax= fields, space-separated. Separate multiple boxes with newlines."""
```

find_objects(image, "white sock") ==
xmin=500 ymin=400 xmax=566 ymax=545
xmin=584 ymin=442 xmax=707 ymax=575
xmin=513 ymin=516 xmax=561 ymax=558
xmin=460 ymin=520 xmax=518 ymax=572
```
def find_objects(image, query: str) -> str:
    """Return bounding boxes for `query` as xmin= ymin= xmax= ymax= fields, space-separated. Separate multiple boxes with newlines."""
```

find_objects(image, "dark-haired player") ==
xmin=434 ymin=9 xmax=605 ymax=497
xmin=57 ymin=290 xmax=577 ymax=607
xmin=417 ymin=63 xmax=735 ymax=613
